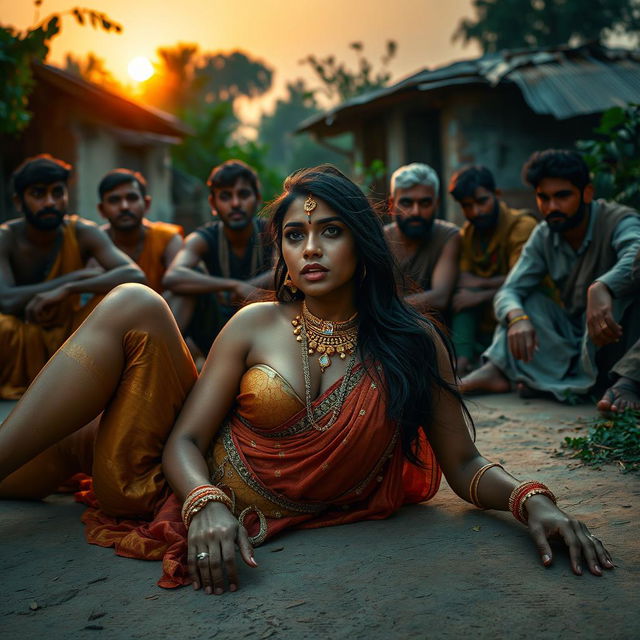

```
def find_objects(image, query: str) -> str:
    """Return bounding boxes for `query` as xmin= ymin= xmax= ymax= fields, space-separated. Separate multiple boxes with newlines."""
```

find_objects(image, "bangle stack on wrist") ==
xmin=508 ymin=481 xmax=556 ymax=524
xmin=507 ymin=314 xmax=530 ymax=328
xmin=469 ymin=462 xmax=504 ymax=508
xmin=182 ymin=484 xmax=233 ymax=528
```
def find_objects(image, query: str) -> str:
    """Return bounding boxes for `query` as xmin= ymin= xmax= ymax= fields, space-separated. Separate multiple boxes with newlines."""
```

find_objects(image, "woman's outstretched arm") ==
xmin=425 ymin=331 xmax=613 ymax=577
xmin=162 ymin=303 xmax=278 ymax=595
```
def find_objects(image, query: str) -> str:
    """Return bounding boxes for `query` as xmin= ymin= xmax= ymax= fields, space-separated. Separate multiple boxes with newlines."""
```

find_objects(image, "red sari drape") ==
xmin=78 ymin=339 xmax=441 ymax=588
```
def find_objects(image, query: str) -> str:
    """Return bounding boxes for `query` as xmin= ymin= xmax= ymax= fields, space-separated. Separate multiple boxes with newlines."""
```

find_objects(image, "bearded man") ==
xmin=448 ymin=165 xmax=537 ymax=374
xmin=163 ymin=160 xmax=273 ymax=357
xmin=0 ymin=154 xmax=145 ymax=399
xmin=384 ymin=163 xmax=460 ymax=317
xmin=461 ymin=149 xmax=640 ymax=400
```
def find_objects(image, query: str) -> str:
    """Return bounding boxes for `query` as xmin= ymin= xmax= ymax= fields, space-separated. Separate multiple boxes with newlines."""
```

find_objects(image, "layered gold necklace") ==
xmin=291 ymin=302 xmax=358 ymax=373
xmin=291 ymin=302 xmax=359 ymax=431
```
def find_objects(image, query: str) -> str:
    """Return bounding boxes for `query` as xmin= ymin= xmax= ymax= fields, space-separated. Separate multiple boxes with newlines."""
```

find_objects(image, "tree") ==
xmin=577 ymin=104 xmax=640 ymax=209
xmin=258 ymin=79 xmax=349 ymax=175
xmin=454 ymin=0 xmax=640 ymax=53
xmin=301 ymin=40 xmax=397 ymax=104
xmin=0 ymin=3 xmax=122 ymax=135
xmin=139 ymin=43 xmax=200 ymax=114
xmin=171 ymin=102 xmax=281 ymax=201
xmin=195 ymin=51 xmax=272 ymax=103
xmin=257 ymin=41 xmax=398 ymax=181
xmin=139 ymin=44 xmax=279 ymax=199
xmin=139 ymin=44 xmax=273 ymax=115
xmin=65 ymin=52 xmax=119 ymax=90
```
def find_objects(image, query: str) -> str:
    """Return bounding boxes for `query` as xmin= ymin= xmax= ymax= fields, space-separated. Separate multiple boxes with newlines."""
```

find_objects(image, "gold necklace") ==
xmin=300 ymin=324 xmax=356 ymax=432
xmin=291 ymin=302 xmax=358 ymax=373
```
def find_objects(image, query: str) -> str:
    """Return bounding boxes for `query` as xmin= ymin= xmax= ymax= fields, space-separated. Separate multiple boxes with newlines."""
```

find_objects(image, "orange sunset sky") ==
xmin=1 ymin=0 xmax=481 ymax=120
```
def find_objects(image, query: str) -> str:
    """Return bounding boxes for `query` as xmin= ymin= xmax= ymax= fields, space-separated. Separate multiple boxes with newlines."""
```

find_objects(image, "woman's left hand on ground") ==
xmin=523 ymin=494 xmax=614 ymax=576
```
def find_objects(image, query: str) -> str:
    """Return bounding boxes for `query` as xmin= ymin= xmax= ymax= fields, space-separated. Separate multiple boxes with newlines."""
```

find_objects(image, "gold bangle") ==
xmin=182 ymin=485 xmax=233 ymax=528
xmin=469 ymin=462 xmax=503 ymax=508
xmin=507 ymin=314 xmax=530 ymax=328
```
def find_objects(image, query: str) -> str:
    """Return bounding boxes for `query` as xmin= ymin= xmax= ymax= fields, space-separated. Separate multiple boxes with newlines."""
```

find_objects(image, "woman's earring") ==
xmin=284 ymin=273 xmax=298 ymax=294
xmin=360 ymin=265 xmax=367 ymax=283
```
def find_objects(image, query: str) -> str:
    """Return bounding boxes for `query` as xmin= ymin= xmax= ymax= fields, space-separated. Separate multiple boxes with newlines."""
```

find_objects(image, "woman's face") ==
xmin=281 ymin=196 xmax=358 ymax=300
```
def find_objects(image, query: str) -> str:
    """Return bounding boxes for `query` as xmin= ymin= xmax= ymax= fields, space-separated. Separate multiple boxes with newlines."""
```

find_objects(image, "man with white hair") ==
xmin=385 ymin=163 xmax=461 ymax=316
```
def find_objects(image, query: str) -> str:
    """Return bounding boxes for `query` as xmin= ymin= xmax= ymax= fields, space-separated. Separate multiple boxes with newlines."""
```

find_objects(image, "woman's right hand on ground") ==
xmin=508 ymin=319 xmax=537 ymax=362
xmin=187 ymin=501 xmax=257 ymax=594
xmin=524 ymin=495 xmax=614 ymax=576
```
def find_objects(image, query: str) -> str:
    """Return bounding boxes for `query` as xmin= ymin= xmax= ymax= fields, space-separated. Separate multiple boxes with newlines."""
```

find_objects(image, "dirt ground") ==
xmin=1 ymin=393 xmax=638 ymax=640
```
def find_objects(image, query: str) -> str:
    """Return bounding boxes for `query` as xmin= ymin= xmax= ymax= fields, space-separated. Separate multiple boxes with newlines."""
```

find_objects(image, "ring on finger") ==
xmin=196 ymin=552 xmax=210 ymax=561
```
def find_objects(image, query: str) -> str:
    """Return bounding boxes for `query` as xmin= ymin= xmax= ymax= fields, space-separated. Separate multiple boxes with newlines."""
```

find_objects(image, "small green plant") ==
xmin=354 ymin=158 xmax=386 ymax=191
xmin=559 ymin=410 xmax=640 ymax=473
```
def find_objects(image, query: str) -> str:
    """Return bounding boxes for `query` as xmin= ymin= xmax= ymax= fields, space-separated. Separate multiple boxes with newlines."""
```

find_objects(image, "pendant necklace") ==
xmin=291 ymin=302 xmax=359 ymax=432
xmin=292 ymin=301 xmax=358 ymax=373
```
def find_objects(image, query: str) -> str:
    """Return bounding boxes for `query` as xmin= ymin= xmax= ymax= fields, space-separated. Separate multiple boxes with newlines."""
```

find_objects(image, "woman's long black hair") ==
xmin=266 ymin=165 xmax=471 ymax=466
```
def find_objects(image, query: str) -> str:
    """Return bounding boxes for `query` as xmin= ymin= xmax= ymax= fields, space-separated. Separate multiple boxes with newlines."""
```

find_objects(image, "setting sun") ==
xmin=127 ymin=56 xmax=154 ymax=82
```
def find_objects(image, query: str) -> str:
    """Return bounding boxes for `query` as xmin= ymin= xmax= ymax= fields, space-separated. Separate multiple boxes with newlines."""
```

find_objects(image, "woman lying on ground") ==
xmin=0 ymin=166 xmax=612 ymax=594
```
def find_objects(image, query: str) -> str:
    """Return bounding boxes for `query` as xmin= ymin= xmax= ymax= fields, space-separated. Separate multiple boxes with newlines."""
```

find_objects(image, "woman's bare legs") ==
xmin=0 ymin=284 xmax=196 ymax=502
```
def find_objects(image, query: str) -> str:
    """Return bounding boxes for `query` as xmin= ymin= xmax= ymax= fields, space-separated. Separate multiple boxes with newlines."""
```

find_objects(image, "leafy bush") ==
xmin=577 ymin=104 xmax=640 ymax=210
xmin=1 ymin=6 xmax=122 ymax=135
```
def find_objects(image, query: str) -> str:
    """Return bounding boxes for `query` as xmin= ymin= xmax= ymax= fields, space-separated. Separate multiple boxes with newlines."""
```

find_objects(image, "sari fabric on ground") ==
xmin=76 ymin=333 xmax=441 ymax=588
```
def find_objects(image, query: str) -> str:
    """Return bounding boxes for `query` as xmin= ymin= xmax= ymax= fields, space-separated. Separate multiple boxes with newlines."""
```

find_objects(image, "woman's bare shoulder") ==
xmin=224 ymin=301 xmax=297 ymax=333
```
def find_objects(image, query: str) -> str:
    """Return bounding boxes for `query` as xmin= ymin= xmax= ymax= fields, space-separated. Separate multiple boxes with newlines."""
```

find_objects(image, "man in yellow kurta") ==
xmin=96 ymin=169 xmax=183 ymax=294
xmin=0 ymin=155 xmax=145 ymax=399
xmin=448 ymin=166 xmax=537 ymax=374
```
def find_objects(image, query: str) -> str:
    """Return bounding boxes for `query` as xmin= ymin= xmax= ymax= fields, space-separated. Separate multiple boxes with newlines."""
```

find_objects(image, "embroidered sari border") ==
xmin=220 ymin=422 xmax=327 ymax=514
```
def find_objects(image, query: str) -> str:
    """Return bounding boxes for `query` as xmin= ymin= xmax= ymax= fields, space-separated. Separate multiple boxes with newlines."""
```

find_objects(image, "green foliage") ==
xmin=139 ymin=43 xmax=279 ymax=194
xmin=64 ymin=52 xmax=119 ymax=90
xmin=140 ymin=44 xmax=273 ymax=115
xmin=0 ymin=3 xmax=122 ymax=135
xmin=354 ymin=158 xmax=387 ymax=189
xmin=454 ymin=0 xmax=640 ymax=53
xmin=577 ymin=104 xmax=640 ymax=209
xmin=257 ymin=79 xmax=350 ymax=177
xmin=171 ymin=102 xmax=281 ymax=202
xmin=195 ymin=51 xmax=273 ymax=102
xmin=301 ymin=40 xmax=397 ymax=103
xmin=0 ymin=19 xmax=57 ymax=135
xmin=559 ymin=410 xmax=640 ymax=473
xmin=258 ymin=41 xmax=397 ymax=180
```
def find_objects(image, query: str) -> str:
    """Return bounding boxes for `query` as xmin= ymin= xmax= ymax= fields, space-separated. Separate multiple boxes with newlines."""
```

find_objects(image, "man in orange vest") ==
xmin=96 ymin=169 xmax=183 ymax=294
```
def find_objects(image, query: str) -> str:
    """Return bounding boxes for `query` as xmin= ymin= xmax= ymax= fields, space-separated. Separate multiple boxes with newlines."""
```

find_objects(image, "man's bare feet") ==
xmin=460 ymin=362 xmax=511 ymax=394
xmin=597 ymin=377 xmax=640 ymax=414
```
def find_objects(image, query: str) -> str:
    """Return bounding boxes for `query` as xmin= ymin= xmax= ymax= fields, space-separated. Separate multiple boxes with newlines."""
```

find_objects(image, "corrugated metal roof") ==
xmin=509 ymin=54 xmax=640 ymax=118
xmin=297 ymin=44 xmax=640 ymax=132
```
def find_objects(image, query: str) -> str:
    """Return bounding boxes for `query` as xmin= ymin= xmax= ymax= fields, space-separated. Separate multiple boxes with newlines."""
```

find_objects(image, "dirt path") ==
xmin=1 ymin=394 xmax=638 ymax=639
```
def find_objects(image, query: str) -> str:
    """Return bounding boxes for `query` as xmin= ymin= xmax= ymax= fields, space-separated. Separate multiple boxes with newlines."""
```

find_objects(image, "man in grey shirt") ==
xmin=461 ymin=149 xmax=640 ymax=401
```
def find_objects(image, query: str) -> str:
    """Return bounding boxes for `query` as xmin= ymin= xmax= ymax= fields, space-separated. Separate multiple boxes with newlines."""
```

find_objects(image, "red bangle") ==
xmin=181 ymin=484 xmax=233 ymax=528
xmin=508 ymin=481 xmax=556 ymax=524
